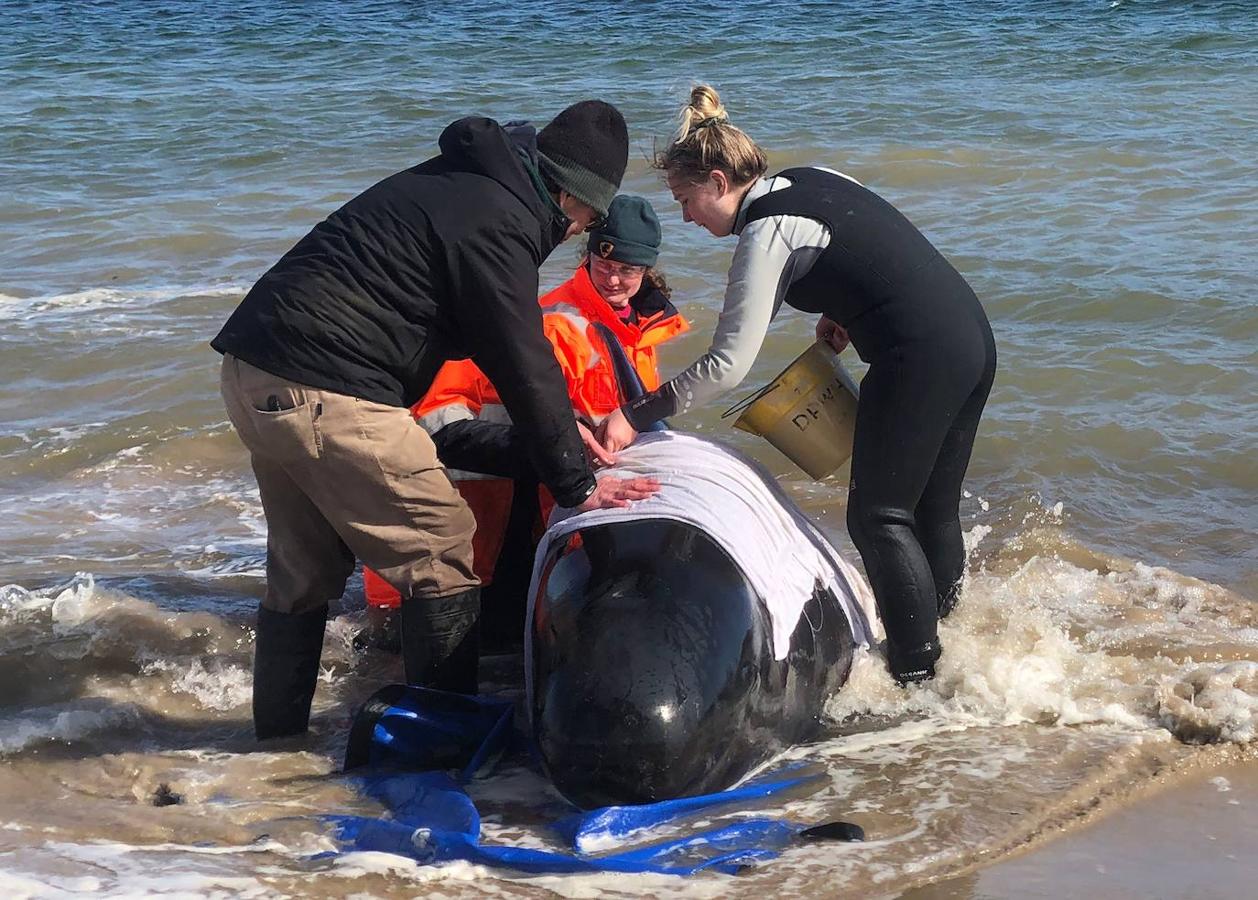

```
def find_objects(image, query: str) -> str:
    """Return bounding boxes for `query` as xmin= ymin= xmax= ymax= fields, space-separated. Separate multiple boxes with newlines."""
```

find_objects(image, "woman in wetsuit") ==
xmin=598 ymin=86 xmax=997 ymax=684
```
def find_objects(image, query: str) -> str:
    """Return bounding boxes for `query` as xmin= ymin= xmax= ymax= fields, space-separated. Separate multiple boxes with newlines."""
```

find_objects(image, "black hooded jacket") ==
xmin=212 ymin=117 xmax=596 ymax=507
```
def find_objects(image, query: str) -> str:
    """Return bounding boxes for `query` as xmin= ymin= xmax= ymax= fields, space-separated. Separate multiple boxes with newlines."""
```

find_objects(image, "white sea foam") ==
xmin=828 ymin=600 xmax=1136 ymax=731
xmin=827 ymin=552 xmax=1258 ymax=747
xmin=1156 ymin=661 xmax=1258 ymax=744
xmin=963 ymin=523 xmax=992 ymax=557
xmin=49 ymin=575 xmax=99 ymax=632
xmin=140 ymin=658 xmax=252 ymax=712
xmin=329 ymin=849 xmax=731 ymax=900
xmin=0 ymin=839 xmax=284 ymax=899
xmin=0 ymin=573 xmax=97 ymax=628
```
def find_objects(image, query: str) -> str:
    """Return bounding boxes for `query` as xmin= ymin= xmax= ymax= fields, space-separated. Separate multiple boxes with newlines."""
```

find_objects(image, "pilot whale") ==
xmin=525 ymin=431 xmax=877 ymax=809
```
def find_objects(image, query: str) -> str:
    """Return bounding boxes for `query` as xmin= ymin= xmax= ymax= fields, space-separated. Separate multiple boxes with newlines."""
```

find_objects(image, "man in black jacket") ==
xmin=212 ymin=100 xmax=658 ymax=740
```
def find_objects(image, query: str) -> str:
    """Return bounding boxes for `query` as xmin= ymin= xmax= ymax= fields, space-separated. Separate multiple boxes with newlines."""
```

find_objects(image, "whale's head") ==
xmin=529 ymin=520 xmax=774 ymax=808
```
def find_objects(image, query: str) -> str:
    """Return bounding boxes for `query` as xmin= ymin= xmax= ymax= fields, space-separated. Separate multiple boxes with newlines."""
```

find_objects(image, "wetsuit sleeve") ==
xmin=429 ymin=421 xmax=538 ymax=480
xmin=415 ymin=362 xmax=536 ymax=478
xmin=448 ymin=225 xmax=596 ymax=508
xmin=623 ymin=215 xmax=828 ymax=430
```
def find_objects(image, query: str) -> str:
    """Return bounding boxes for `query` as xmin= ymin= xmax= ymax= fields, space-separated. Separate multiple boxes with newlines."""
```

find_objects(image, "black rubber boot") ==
xmin=252 ymin=605 xmax=328 ymax=740
xmin=401 ymin=587 xmax=480 ymax=694
xmin=887 ymin=639 xmax=942 ymax=686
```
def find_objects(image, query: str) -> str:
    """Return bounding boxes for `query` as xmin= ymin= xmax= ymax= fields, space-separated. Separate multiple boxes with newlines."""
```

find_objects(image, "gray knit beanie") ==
xmin=537 ymin=100 xmax=628 ymax=218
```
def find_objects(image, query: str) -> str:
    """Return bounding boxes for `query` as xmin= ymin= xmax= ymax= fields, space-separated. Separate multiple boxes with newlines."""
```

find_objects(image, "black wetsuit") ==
xmin=627 ymin=167 xmax=997 ymax=680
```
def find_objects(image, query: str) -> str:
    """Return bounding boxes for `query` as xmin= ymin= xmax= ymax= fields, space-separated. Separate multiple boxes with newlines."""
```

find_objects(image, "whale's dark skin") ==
xmin=530 ymin=518 xmax=856 ymax=809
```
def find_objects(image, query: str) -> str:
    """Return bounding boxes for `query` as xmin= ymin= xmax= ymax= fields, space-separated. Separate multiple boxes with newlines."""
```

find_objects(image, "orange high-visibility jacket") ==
xmin=365 ymin=265 xmax=688 ymax=608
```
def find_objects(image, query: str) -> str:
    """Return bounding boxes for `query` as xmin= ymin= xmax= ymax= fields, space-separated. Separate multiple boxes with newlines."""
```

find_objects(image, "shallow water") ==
xmin=2 ymin=1 xmax=1257 ymax=896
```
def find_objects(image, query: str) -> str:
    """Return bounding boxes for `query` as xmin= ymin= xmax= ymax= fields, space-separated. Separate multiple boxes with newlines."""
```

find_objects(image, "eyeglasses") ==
xmin=591 ymin=256 xmax=647 ymax=278
xmin=583 ymin=213 xmax=607 ymax=233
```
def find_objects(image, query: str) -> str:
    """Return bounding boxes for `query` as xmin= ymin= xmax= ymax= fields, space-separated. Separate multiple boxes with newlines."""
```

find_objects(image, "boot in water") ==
xmin=401 ymin=587 xmax=480 ymax=694
xmin=352 ymin=604 xmax=402 ymax=654
xmin=252 ymin=605 xmax=328 ymax=739
xmin=887 ymin=639 xmax=942 ymax=686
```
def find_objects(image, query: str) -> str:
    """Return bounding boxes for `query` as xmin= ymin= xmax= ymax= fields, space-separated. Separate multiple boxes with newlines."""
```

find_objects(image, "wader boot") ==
xmin=887 ymin=639 xmax=942 ymax=686
xmin=252 ymin=604 xmax=328 ymax=739
xmin=401 ymin=587 xmax=481 ymax=694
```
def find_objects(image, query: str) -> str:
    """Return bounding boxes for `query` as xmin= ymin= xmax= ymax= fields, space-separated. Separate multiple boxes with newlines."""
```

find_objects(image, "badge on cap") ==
xmin=598 ymin=241 xmax=616 ymax=258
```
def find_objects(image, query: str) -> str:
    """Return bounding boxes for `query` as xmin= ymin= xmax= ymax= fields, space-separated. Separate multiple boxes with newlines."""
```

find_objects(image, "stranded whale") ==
xmin=526 ymin=431 xmax=877 ymax=808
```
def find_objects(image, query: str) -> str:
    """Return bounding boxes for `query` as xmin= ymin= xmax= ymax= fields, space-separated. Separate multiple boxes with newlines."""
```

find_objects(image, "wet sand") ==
xmin=901 ymin=756 xmax=1258 ymax=900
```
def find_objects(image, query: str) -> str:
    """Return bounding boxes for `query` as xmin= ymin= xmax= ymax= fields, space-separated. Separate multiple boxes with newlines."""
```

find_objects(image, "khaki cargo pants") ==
xmin=220 ymin=354 xmax=478 ymax=614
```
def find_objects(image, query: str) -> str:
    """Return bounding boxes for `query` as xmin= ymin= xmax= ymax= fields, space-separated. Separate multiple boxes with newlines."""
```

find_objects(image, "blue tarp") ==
xmin=326 ymin=684 xmax=861 ymax=877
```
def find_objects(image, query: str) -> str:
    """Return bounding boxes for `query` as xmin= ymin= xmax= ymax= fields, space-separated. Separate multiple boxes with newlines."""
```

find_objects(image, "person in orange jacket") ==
xmin=362 ymin=195 xmax=688 ymax=651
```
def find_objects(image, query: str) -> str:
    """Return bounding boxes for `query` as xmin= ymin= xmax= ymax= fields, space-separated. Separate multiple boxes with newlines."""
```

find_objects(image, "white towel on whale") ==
xmin=526 ymin=431 xmax=879 ymax=665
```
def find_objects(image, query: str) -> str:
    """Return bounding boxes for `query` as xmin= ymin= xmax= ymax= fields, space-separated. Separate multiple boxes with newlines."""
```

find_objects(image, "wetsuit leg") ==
xmin=846 ymin=336 xmax=990 ymax=681
xmin=915 ymin=328 xmax=997 ymax=618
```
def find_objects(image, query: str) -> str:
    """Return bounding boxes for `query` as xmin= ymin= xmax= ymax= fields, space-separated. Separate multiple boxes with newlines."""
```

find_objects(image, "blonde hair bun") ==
xmin=654 ymin=84 xmax=768 ymax=187
xmin=679 ymin=84 xmax=729 ymax=139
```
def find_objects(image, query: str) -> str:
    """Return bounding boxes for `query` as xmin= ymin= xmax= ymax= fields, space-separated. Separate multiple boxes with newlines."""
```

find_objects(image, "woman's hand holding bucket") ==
xmin=816 ymin=315 xmax=849 ymax=353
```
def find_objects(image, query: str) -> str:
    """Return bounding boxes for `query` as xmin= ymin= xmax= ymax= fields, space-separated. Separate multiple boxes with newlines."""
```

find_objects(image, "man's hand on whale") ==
xmin=576 ymin=472 xmax=660 ymax=511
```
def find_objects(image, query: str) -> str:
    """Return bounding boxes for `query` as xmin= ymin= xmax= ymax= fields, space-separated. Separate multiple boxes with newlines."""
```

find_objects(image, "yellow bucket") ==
xmin=723 ymin=341 xmax=861 ymax=480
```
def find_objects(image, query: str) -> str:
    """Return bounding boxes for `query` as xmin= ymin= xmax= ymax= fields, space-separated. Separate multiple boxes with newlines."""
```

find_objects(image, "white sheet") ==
xmin=524 ymin=432 xmax=879 ymax=697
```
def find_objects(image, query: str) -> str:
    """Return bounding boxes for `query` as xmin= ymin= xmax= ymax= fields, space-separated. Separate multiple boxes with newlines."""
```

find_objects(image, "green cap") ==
xmin=587 ymin=195 xmax=661 ymax=267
